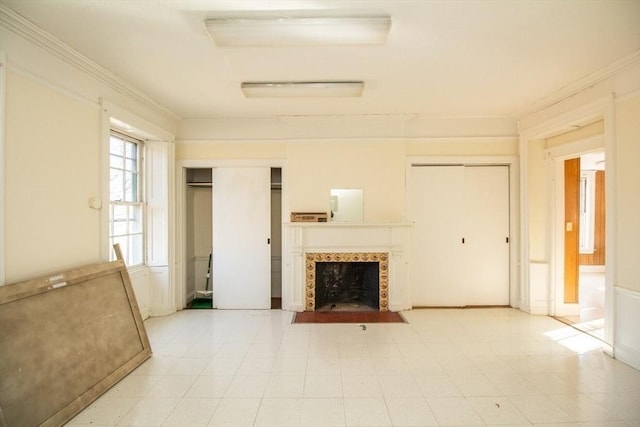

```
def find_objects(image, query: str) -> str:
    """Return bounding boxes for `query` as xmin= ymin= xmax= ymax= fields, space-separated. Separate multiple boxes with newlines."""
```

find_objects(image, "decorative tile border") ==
xmin=305 ymin=252 xmax=389 ymax=312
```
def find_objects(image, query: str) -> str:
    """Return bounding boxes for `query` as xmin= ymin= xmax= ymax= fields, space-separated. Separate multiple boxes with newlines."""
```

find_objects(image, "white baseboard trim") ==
xmin=186 ymin=291 xmax=195 ymax=303
xmin=287 ymin=304 xmax=305 ymax=312
xmin=389 ymin=304 xmax=410 ymax=312
xmin=614 ymin=342 xmax=640 ymax=371
xmin=149 ymin=307 xmax=177 ymax=317
xmin=614 ymin=286 xmax=640 ymax=370
xmin=527 ymin=305 xmax=549 ymax=315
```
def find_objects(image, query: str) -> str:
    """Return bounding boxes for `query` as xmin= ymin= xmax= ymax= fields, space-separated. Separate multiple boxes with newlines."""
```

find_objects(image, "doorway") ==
xmin=270 ymin=168 xmax=283 ymax=309
xmin=184 ymin=168 xmax=212 ymax=308
xmin=181 ymin=166 xmax=283 ymax=310
xmin=554 ymin=151 xmax=606 ymax=340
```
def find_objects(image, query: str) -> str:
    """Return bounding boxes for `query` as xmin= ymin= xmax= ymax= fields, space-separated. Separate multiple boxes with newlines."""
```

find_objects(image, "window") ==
xmin=109 ymin=131 xmax=144 ymax=267
xmin=579 ymin=170 xmax=596 ymax=254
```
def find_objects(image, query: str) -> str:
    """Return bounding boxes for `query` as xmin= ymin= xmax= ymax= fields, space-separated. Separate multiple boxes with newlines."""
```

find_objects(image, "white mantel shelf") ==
xmin=284 ymin=222 xmax=413 ymax=227
xmin=282 ymin=222 xmax=412 ymax=312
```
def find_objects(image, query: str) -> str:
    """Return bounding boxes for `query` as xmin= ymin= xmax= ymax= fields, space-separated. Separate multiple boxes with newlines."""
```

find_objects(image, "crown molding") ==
xmin=516 ymin=49 xmax=640 ymax=119
xmin=0 ymin=4 xmax=179 ymax=122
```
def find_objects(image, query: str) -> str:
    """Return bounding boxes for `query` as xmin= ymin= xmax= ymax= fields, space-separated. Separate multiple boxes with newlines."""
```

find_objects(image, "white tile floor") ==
xmin=67 ymin=308 xmax=640 ymax=427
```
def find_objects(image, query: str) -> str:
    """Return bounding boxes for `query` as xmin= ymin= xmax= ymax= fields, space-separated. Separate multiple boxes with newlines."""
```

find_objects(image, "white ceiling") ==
xmin=2 ymin=0 xmax=639 ymax=121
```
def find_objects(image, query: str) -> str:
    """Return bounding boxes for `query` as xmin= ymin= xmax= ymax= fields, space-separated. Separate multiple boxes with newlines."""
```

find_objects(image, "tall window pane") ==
xmin=109 ymin=132 xmax=144 ymax=267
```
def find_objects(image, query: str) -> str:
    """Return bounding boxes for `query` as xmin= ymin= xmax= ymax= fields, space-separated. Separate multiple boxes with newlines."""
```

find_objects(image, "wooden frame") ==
xmin=0 ymin=260 xmax=151 ymax=427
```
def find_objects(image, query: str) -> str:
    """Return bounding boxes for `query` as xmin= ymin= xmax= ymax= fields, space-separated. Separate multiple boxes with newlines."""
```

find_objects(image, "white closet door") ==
xmin=409 ymin=166 xmax=466 ymax=306
xmin=409 ymin=164 xmax=510 ymax=307
xmin=463 ymin=166 xmax=510 ymax=305
xmin=213 ymin=167 xmax=271 ymax=309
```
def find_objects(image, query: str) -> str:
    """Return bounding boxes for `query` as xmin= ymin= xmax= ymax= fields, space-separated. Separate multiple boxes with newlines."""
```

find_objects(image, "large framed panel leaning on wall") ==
xmin=0 ymin=260 xmax=151 ymax=427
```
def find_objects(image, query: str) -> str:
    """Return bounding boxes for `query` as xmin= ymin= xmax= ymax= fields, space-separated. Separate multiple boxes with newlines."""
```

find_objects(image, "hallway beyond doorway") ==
xmin=556 ymin=270 xmax=605 ymax=340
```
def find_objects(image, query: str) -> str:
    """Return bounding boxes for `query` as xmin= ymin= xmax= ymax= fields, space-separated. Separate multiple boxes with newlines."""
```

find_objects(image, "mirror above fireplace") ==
xmin=330 ymin=188 xmax=363 ymax=222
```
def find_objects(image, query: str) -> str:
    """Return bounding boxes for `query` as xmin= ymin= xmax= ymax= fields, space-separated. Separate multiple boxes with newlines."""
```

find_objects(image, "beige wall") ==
xmin=176 ymin=139 xmax=516 ymax=224
xmin=406 ymin=140 xmax=518 ymax=157
xmin=176 ymin=141 xmax=287 ymax=160
xmin=526 ymin=139 xmax=548 ymax=261
xmin=5 ymin=71 xmax=101 ymax=283
xmin=287 ymin=141 xmax=406 ymax=222
xmin=615 ymin=96 xmax=640 ymax=293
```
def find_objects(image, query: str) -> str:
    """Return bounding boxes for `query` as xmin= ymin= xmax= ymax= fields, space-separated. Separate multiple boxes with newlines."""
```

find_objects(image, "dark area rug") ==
xmin=292 ymin=311 xmax=406 ymax=324
xmin=188 ymin=298 xmax=212 ymax=309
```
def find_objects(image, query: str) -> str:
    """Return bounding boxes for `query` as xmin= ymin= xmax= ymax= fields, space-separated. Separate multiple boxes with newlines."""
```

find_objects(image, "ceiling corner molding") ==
xmin=405 ymin=136 xmax=519 ymax=144
xmin=516 ymin=49 xmax=640 ymax=119
xmin=0 ymin=3 xmax=179 ymax=122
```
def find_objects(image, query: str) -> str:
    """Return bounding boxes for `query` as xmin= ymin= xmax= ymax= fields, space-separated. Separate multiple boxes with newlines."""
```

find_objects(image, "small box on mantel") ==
xmin=290 ymin=212 xmax=328 ymax=222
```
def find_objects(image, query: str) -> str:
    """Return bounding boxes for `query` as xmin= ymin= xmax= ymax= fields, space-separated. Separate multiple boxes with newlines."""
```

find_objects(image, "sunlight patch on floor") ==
xmin=544 ymin=325 xmax=606 ymax=354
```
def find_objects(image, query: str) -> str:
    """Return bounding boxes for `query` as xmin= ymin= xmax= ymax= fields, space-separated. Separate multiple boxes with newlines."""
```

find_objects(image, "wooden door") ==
xmin=564 ymin=158 xmax=580 ymax=303
xmin=213 ymin=167 xmax=271 ymax=309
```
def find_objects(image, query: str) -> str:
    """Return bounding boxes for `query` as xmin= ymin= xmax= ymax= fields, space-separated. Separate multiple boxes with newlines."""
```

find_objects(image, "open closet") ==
xmin=183 ymin=167 xmax=282 ymax=309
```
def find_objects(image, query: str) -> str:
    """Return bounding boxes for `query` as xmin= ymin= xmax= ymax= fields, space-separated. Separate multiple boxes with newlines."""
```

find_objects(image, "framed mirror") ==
xmin=330 ymin=189 xmax=363 ymax=222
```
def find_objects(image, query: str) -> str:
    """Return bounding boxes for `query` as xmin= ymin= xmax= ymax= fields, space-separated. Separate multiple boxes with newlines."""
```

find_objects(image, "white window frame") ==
xmin=109 ymin=130 xmax=145 ymax=267
xmin=579 ymin=170 xmax=597 ymax=254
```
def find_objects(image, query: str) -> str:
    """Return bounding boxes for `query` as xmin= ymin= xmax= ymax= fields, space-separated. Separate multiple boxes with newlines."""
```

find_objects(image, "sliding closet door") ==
xmin=409 ymin=164 xmax=510 ymax=307
xmin=463 ymin=166 xmax=510 ymax=305
xmin=409 ymin=166 xmax=466 ymax=306
xmin=213 ymin=167 xmax=271 ymax=309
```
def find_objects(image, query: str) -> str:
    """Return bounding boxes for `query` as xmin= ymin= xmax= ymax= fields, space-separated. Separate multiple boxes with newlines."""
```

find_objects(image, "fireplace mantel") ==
xmin=282 ymin=222 xmax=412 ymax=312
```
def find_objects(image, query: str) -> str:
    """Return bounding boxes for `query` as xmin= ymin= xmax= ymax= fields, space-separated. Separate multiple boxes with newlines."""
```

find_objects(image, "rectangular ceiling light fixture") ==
xmin=241 ymin=81 xmax=365 ymax=98
xmin=204 ymin=15 xmax=391 ymax=46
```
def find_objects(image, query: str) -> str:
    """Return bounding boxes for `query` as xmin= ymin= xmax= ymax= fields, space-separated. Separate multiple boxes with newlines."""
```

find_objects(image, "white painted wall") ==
xmin=4 ymin=71 xmax=101 ymax=283
xmin=613 ymin=95 xmax=640 ymax=370
xmin=615 ymin=96 xmax=640 ymax=295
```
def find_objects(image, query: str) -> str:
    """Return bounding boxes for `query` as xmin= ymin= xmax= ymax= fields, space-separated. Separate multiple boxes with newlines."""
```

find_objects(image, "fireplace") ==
xmin=305 ymin=252 xmax=388 ymax=311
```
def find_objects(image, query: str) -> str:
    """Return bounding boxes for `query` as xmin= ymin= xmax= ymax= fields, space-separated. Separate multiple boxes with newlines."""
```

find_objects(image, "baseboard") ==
xmin=149 ymin=307 xmax=176 ymax=317
xmin=614 ymin=343 xmax=640 ymax=371
xmin=287 ymin=304 xmax=305 ymax=312
xmin=186 ymin=290 xmax=195 ymax=303
xmin=614 ymin=286 xmax=640 ymax=370
xmin=527 ymin=305 xmax=549 ymax=315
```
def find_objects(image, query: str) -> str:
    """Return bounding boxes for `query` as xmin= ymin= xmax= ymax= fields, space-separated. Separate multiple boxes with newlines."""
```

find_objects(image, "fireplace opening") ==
xmin=305 ymin=252 xmax=388 ymax=312
xmin=315 ymin=262 xmax=379 ymax=311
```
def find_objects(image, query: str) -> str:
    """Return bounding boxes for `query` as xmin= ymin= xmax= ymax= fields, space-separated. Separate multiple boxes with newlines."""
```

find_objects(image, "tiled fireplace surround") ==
xmin=283 ymin=223 xmax=412 ymax=312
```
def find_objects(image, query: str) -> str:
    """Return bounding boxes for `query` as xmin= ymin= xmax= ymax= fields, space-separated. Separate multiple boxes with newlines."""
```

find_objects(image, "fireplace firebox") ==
xmin=305 ymin=252 xmax=388 ymax=311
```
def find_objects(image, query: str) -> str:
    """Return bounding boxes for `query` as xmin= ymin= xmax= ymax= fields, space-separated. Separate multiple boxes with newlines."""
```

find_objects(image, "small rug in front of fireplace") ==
xmin=292 ymin=311 xmax=406 ymax=324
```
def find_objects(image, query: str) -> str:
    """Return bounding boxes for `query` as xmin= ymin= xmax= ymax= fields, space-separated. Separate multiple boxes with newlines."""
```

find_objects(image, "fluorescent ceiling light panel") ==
xmin=204 ymin=15 xmax=391 ymax=46
xmin=241 ymin=81 xmax=364 ymax=98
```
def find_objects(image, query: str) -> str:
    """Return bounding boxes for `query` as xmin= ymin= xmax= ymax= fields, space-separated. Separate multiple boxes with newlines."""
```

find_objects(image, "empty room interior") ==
xmin=0 ymin=1 xmax=639 ymax=426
